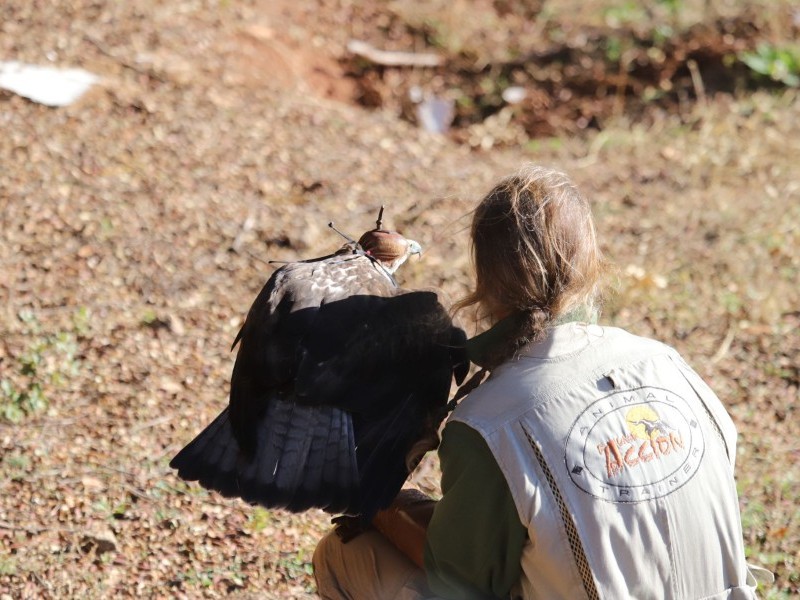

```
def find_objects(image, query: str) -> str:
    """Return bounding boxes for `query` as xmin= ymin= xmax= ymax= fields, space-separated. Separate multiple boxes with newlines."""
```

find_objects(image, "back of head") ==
xmin=457 ymin=164 xmax=605 ymax=367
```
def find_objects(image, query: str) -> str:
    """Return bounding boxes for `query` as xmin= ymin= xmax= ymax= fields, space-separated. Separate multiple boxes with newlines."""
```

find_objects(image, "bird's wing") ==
xmin=291 ymin=289 xmax=468 ymax=517
xmin=226 ymin=254 xmax=398 ymax=453
xmin=294 ymin=289 xmax=467 ymax=411
xmin=171 ymin=252 xmax=468 ymax=519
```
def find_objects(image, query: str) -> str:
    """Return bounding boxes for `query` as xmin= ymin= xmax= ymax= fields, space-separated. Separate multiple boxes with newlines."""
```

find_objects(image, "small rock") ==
xmin=80 ymin=476 xmax=106 ymax=492
xmin=80 ymin=528 xmax=117 ymax=555
xmin=502 ymin=86 xmax=527 ymax=104
xmin=159 ymin=377 xmax=183 ymax=394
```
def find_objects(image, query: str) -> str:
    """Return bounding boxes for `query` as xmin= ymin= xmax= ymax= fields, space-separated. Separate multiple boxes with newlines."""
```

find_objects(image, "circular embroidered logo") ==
xmin=565 ymin=387 xmax=705 ymax=502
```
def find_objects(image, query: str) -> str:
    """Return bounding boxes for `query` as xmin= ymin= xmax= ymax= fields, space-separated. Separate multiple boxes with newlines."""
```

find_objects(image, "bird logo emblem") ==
xmin=625 ymin=406 xmax=675 ymax=440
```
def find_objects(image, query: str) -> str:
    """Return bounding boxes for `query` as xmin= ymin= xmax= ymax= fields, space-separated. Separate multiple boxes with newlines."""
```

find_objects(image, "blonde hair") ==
xmin=455 ymin=164 xmax=606 ymax=367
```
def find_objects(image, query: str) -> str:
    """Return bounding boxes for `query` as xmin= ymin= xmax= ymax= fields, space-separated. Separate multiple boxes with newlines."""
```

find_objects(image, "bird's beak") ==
xmin=408 ymin=240 xmax=423 ymax=257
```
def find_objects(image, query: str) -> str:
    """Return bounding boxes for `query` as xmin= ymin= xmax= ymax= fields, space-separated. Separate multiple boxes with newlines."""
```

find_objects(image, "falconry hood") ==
xmin=357 ymin=207 xmax=421 ymax=274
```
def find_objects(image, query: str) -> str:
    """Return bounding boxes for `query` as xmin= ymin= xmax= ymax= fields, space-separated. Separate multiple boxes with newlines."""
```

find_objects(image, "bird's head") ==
xmin=357 ymin=229 xmax=422 ymax=274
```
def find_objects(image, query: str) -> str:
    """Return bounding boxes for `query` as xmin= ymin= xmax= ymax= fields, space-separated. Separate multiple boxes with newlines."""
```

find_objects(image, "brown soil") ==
xmin=1 ymin=1 xmax=798 ymax=598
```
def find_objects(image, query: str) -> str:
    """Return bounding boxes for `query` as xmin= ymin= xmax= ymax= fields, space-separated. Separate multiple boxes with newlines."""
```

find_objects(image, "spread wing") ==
xmin=170 ymin=252 xmax=468 ymax=519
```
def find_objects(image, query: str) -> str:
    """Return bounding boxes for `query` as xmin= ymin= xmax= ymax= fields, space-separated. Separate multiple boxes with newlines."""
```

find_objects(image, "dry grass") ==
xmin=0 ymin=0 xmax=798 ymax=598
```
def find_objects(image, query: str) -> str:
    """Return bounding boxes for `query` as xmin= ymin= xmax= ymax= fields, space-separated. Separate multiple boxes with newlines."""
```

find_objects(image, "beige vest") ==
xmin=451 ymin=323 xmax=756 ymax=600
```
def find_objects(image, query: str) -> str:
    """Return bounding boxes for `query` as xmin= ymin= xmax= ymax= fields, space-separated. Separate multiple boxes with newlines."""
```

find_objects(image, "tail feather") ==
xmin=170 ymin=409 xmax=240 ymax=494
xmin=243 ymin=402 xmax=288 ymax=501
xmin=201 ymin=428 xmax=235 ymax=482
xmin=333 ymin=408 xmax=359 ymax=507
xmin=287 ymin=403 xmax=358 ymax=513
xmin=274 ymin=405 xmax=315 ymax=496
xmin=170 ymin=398 xmax=360 ymax=514
xmin=206 ymin=439 xmax=241 ymax=497
xmin=283 ymin=404 xmax=327 ymax=511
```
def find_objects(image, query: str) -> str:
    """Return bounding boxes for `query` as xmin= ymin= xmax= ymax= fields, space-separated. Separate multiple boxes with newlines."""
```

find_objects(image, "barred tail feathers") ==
xmin=170 ymin=400 xmax=359 ymax=514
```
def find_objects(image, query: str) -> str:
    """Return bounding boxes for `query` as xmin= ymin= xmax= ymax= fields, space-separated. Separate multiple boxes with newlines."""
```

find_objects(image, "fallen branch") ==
xmin=711 ymin=323 xmax=736 ymax=364
xmin=346 ymin=39 xmax=443 ymax=67
xmin=687 ymin=59 xmax=707 ymax=105
xmin=84 ymin=34 xmax=167 ymax=82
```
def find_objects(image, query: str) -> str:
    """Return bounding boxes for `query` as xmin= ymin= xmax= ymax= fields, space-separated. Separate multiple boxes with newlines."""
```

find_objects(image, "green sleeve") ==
xmin=423 ymin=421 xmax=527 ymax=599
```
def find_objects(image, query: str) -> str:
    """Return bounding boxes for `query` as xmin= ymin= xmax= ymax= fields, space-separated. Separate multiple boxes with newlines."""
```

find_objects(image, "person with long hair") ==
xmin=313 ymin=164 xmax=766 ymax=599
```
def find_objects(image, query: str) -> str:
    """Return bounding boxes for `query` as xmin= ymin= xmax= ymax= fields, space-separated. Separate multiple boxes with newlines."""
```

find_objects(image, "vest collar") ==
xmin=466 ymin=306 xmax=599 ymax=368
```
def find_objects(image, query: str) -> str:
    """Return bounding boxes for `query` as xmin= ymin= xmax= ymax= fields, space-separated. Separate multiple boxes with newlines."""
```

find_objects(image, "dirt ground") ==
xmin=1 ymin=1 xmax=798 ymax=598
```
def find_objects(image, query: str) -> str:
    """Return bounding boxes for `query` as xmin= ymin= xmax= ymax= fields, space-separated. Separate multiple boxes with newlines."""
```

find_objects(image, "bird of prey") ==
xmin=630 ymin=418 xmax=675 ymax=438
xmin=170 ymin=214 xmax=468 ymax=521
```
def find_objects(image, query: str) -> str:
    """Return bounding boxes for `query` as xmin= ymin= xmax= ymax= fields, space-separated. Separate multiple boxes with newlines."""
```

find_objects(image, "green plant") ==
xmin=177 ymin=560 xmax=246 ymax=589
xmin=276 ymin=551 xmax=314 ymax=581
xmin=0 ymin=555 xmax=17 ymax=576
xmin=1 ymin=309 xmax=82 ymax=422
xmin=604 ymin=35 xmax=626 ymax=63
xmin=603 ymin=1 xmax=648 ymax=28
xmin=740 ymin=44 xmax=800 ymax=87
xmin=246 ymin=507 xmax=272 ymax=533
xmin=1 ymin=451 xmax=31 ymax=482
xmin=654 ymin=0 xmax=683 ymax=25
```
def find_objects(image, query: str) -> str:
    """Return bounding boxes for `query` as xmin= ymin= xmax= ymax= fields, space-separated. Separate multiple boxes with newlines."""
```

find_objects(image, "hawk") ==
xmin=170 ymin=216 xmax=469 ymax=521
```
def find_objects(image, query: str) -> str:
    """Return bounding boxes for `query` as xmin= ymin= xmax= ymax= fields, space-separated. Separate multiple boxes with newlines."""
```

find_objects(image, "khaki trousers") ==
xmin=313 ymin=529 xmax=443 ymax=600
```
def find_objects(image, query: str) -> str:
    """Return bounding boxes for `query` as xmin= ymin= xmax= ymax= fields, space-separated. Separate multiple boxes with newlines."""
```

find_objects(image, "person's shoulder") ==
xmin=596 ymin=324 xmax=678 ymax=355
xmin=449 ymin=370 xmax=505 ymax=420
